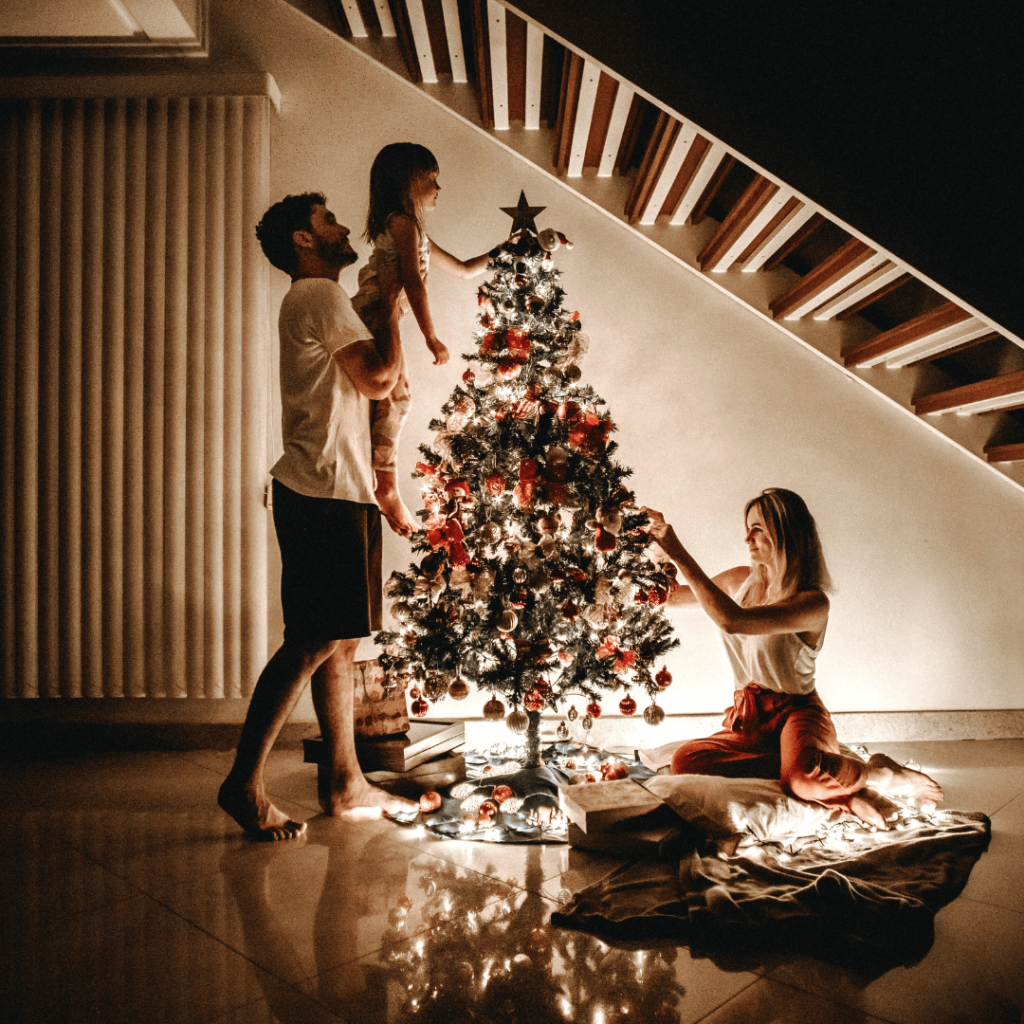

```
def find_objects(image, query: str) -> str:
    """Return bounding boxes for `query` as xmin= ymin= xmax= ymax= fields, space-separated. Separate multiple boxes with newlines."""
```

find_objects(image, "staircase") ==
xmin=300 ymin=0 xmax=1024 ymax=494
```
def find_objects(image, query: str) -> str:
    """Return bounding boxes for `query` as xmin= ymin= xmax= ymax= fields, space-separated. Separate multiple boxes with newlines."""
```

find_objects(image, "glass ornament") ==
xmin=643 ymin=704 xmax=666 ymax=726
xmin=507 ymin=707 xmax=529 ymax=734
xmin=411 ymin=697 xmax=430 ymax=717
xmin=655 ymin=667 xmax=673 ymax=689
xmin=557 ymin=721 xmax=570 ymax=740
xmin=483 ymin=697 xmax=506 ymax=721
xmin=567 ymin=705 xmax=578 ymax=721
xmin=619 ymin=695 xmax=637 ymax=716
xmin=581 ymin=713 xmax=593 ymax=731
xmin=513 ymin=565 xmax=528 ymax=583
xmin=448 ymin=678 xmax=471 ymax=700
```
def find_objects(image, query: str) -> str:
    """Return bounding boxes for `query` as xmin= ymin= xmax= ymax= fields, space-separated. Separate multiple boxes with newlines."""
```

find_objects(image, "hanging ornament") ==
xmin=498 ymin=608 xmax=519 ymax=632
xmin=581 ymin=713 xmax=593 ymax=731
xmin=655 ymin=667 xmax=673 ymax=689
xmin=523 ymin=688 xmax=544 ymax=713
xmin=448 ymin=678 xmax=471 ymax=700
xmin=556 ymin=721 xmax=569 ymax=741
xmin=411 ymin=697 xmax=430 ymax=717
xmin=483 ymin=697 xmax=506 ymax=721
xmin=507 ymin=707 xmax=529 ymax=734
xmin=567 ymin=704 xmax=578 ymax=721
xmin=424 ymin=673 xmax=447 ymax=700
xmin=409 ymin=686 xmax=421 ymax=700
xmin=643 ymin=704 xmax=666 ymax=727
xmin=619 ymin=695 xmax=637 ymax=716
xmin=512 ymin=565 xmax=528 ymax=584
xmin=586 ymin=701 xmax=602 ymax=719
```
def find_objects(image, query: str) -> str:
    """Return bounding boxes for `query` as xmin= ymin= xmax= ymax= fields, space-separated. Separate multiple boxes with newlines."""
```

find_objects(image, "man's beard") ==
xmin=316 ymin=234 xmax=357 ymax=266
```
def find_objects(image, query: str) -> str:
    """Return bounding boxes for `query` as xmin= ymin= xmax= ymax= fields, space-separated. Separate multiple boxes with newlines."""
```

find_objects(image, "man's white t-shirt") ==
xmin=270 ymin=277 xmax=377 ymax=505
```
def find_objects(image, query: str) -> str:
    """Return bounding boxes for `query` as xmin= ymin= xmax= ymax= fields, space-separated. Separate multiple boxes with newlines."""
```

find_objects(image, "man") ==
xmin=219 ymin=193 xmax=417 ymax=840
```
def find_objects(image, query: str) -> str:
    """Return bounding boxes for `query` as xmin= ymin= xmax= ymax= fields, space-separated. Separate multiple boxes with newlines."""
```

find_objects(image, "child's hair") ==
xmin=737 ymin=487 xmax=832 ymax=607
xmin=255 ymin=192 xmax=326 ymax=275
xmin=363 ymin=142 xmax=439 ymax=242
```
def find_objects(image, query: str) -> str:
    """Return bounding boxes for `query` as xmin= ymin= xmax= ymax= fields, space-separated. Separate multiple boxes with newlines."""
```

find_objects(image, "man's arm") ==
xmin=332 ymin=280 xmax=403 ymax=401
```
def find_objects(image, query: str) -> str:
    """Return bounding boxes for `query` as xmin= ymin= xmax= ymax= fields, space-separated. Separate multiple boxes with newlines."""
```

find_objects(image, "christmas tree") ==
xmin=377 ymin=193 xmax=679 ymax=767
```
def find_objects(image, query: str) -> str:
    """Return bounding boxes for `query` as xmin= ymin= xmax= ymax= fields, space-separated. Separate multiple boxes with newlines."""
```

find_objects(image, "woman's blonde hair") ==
xmin=738 ymin=488 xmax=832 ymax=606
xmin=363 ymin=142 xmax=438 ymax=242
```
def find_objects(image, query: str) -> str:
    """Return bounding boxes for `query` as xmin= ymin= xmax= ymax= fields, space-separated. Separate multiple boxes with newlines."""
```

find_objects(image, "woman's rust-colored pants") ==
xmin=670 ymin=684 xmax=868 ymax=808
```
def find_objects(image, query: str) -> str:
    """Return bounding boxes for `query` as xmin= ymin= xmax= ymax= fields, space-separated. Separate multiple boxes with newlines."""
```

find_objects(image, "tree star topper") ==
xmin=501 ymin=191 xmax=546 ymax=236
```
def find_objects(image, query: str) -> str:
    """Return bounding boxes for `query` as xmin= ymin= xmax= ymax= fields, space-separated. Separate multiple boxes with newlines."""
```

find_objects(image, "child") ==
xmin=351 ymin=142 xmax=495 ymax=537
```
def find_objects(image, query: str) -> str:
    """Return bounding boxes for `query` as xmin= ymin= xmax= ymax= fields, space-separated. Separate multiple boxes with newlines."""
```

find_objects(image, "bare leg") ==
xmin=219 ymin=638 xmax=337 ymax=840
xmin=311 ymin=639 xmax=418 ymax=818
xmin=866 ymin=752 xmax=944 ymax=806
xmin=374 ymin=469 xmax=416 ymax=538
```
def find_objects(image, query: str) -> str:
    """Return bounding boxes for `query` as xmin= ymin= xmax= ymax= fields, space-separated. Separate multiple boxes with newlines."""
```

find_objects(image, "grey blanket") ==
xmin=552 ymin=810 xmax=990 ymax=973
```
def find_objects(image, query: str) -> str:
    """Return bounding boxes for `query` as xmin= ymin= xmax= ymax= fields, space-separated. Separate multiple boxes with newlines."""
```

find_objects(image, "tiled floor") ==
xmin=1 ymin=739 xmax=1021 ymax=1024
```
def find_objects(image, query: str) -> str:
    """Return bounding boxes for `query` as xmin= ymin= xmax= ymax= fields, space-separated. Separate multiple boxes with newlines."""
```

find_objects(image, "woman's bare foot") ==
xmin=374 ymin=476 xmax=416 ymax=538
xmin=325 ymin=777 xmax=419 ymax=820
xmin=848 ymin=788 xmax=901 ymax=830
xmin=867 ymin=752 xmax=944 ymax=805
xmin=218 ymin=778 xmax=307 ymax=842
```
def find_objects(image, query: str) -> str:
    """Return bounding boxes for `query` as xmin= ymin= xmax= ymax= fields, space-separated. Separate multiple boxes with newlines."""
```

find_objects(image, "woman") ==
xmin=642 ymin=488 xmax=942 ymax=830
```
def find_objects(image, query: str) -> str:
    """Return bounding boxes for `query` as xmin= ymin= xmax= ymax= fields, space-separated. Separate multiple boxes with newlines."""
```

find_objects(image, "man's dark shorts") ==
xmin=272 ymin=479 xmax=382 ymax=642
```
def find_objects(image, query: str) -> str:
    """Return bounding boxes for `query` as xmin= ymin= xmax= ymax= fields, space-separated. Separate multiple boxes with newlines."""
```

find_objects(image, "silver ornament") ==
xmin=567 ymin=705 xmax=578 ymax=721
xmin=643 ymin=704 xmax=666 ymax=726
xmin=581 ymin=714 xmax=593 ymax=731
xmin=556 ymin=721 xmax=569 ymax=740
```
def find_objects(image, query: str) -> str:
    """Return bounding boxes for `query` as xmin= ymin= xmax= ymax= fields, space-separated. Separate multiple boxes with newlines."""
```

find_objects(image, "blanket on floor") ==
xmin=552 ymin=807 xmax=990 ymax=974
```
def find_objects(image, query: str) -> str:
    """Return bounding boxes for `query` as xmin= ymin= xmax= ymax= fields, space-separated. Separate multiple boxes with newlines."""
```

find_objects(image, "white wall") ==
xmin=127 ymin=0 xmax=1024 ymax=718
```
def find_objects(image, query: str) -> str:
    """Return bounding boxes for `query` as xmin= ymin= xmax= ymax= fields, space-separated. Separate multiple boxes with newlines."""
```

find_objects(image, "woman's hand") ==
xmin=640 ymin=506 xmax=676 ymax=549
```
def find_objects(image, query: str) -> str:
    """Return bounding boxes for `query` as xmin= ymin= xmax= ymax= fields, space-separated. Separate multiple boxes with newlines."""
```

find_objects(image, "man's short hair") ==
xmin=255 ymin=192 xmax=327 ymax=275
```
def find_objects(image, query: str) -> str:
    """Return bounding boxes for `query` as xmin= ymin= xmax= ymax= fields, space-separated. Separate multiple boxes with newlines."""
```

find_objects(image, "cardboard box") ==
xmin=558 ymin=778 xmax=667 ymax=834
xmin=304 ymin=719 xmax=465 ymax=773
xmin=567 ymin=818 xmax=686 ymax=861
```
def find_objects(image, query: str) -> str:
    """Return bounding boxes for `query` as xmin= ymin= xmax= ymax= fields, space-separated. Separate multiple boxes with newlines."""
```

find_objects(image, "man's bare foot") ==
xmin=325 ymin=777 xmax=419 ymax=820
xmin=218 ymin=778 xmax=307 ymax=842
xmin=848 ymin=788 xmax=901 ymax=830
xmin=374 ymin=479 xmax=417 ymax=538
xmin=867 ymin=752 xmax=944 ymax=805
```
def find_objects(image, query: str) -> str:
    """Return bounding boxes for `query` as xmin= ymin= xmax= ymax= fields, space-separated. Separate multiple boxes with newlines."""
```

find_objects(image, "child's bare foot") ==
xmin=848 ymin=788 xmax=901 ymax=830
xmin=867 ymin=752 xmax=944 ymax=804
xmin=325 ymin=778 xmax=418 ymax=820
xmin=374 ymin=477 xmax=417 ymax=538
xmin=218 ymin=778 xmax=307 ymax=842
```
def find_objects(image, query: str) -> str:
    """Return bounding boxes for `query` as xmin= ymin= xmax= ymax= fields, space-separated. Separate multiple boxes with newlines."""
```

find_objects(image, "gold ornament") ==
xmin=507 ymin=707 xmax=529 ymax=734
xmin=483 ymin=697 xmax=506 ymax=721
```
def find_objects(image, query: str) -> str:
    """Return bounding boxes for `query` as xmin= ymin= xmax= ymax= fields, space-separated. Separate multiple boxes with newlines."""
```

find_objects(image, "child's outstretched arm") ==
xmin=427 ymin=240 xmax=492 ymax=280
xmin=390 ymin=213 xmax=448 ymax=366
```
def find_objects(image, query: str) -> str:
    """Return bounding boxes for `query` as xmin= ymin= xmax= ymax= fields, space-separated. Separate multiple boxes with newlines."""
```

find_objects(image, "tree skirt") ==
xmin=394 ymin=742 xmax=654 ymax=843
xmin=552 ymin=808 xmax=991 ymax=974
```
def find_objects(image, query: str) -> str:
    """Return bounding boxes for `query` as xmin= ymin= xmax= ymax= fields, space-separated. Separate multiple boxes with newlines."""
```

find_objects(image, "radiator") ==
xmin=1 ymin=83 xmax=275 ymax=699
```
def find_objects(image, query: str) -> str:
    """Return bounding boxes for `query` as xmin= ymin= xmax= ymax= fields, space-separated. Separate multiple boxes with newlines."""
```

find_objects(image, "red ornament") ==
xmin=600 ymin=760 xmax=629 ymax=780
xmin=497 ymin=358 xmax=522 ymax=380
xmin=524 ymin=689 xmax=544 ymax=712
xmin=634 ymin=589 xmax=648 ymax=604
xmin=648 ymin=587 xmax=668 ymax=606
xmin=419 ymin=790 xmax=442 ymax=812
xmin=561 ymin=601 xmax=579 ymax=621
xmin=462 ymin=368 xmax=475 ymax=384
xmin=533 ymin=679 xmax=549 ymax=693
xmin=478 ymin=800 xmax=498 ymax=820
xmin=618 ymin=695 xmax=637 ymax=716
xmin=492 ymin=785 xmax=514 ymax=804
xmin=655 ymin=667 xmax=673 ymax=689
xmin=586 ymin=701 xmax=602 ymax=719
xmin=411 ymin=697 xmax=430 ymax=717
xmin=485 ymin=474 xmax=506 ymax=496
xmin=505 ymin=327 xmax=531 ymax=359
xmin=480 ymin=331 xmax=498 ymax=354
